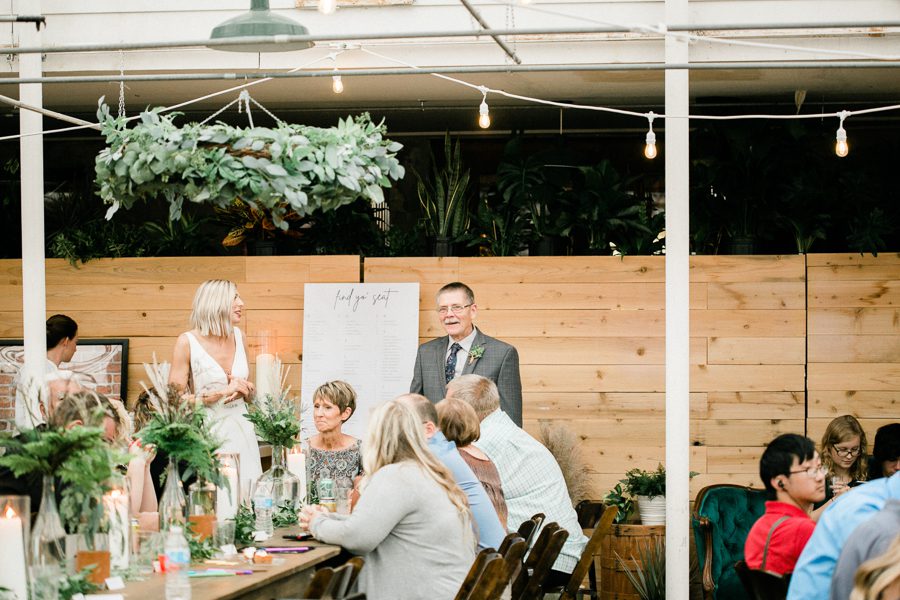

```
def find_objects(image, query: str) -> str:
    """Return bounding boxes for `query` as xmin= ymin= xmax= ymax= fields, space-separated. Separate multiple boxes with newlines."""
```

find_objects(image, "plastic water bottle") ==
xmin=164 ymin=525 xmax=191 ymax=600
xmin=254 ymin=480 xmax=275 ymax=537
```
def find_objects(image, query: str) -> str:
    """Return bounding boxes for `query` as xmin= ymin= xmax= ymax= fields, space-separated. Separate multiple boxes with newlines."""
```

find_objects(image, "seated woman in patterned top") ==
xmin=304 ymin=380 xmax=363 ymax=499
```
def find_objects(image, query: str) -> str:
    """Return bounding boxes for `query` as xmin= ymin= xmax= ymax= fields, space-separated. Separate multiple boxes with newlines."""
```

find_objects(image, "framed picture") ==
xmin=0 ymin=339 xmax=129 ymax=404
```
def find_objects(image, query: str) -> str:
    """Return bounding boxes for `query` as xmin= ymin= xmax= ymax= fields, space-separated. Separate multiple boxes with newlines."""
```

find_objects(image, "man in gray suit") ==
xmin=410 ymin=282 xmax=523 ymax=426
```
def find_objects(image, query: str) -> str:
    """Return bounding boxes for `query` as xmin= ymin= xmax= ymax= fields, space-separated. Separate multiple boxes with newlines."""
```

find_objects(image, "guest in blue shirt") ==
xmin=397 ymin=393 xmax=507 ymax=550
xmin=788 ymin=472 xmax=900 ymax=600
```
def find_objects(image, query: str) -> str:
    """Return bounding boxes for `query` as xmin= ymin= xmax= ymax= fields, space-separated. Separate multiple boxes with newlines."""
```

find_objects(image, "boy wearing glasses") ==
xmin=410 ymin=281 xmax=523 ymax=426
xmin=744 ymin=433 xmax=826 ymax=576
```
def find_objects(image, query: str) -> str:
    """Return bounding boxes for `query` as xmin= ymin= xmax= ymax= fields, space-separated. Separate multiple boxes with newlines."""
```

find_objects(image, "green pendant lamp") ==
xmin=209 ymin=0 xmax=313 ymax=52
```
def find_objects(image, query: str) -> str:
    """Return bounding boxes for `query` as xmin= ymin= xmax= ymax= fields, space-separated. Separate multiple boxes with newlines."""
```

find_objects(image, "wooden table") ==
xmin=121 ymin=529 xmax=341 ymax=600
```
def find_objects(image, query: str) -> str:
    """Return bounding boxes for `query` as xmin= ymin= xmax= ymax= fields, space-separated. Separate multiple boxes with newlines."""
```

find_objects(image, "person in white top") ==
xmin=447 ymin=374 xmax=588 ymax=584
xmin=14 ymin=314 xmax=81 ymax=429
xmin=169 ymin=280 xmax=262 ymax=482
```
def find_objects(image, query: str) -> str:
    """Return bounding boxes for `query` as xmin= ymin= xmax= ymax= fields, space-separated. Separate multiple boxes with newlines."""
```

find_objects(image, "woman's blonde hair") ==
xmin=190 ymin=279 xmax=238 ymax=337
xmin=436 ymin=397 xmax=481 ymax=447
xmin=822 ymin=415 xmax=869 ymax=481
xmin=850 ymin=534 xmax=900 ymax=600
xmin=363 ymin=399 xmax=472 ymax=521
xmin=314 ymin=380 xmax=357 ymax=422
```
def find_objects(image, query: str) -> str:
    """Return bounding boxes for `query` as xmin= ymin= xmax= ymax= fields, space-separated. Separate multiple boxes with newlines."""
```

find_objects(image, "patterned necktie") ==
xmin=445 ymin=342 xmax=462 ymax=384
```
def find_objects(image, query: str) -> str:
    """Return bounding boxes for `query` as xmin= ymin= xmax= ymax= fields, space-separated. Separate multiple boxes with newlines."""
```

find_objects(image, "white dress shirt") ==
xmin=446 ymin=326 xmax=478 ymax=380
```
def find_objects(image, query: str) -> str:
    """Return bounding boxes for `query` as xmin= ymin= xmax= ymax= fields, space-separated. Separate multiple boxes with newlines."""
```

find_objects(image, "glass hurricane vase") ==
xmin=159 ymin=457 xmax=187 ymax=530
xmin=256 ymin=445 xmax=302 ymax=511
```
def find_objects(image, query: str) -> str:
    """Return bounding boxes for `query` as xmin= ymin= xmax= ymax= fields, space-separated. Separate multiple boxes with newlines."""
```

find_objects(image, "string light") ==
xmin=835 ymin=110 xmax=850 ymax=158
xmin=329 ymin=52 xmax=344 ymax=94
xmin=478 ymin=87 xmax=491 ymax=129
xmin=644 ymin=112 xmax=657 ymax=159
xmin=319 ymin=0 xmax=336 ymax=15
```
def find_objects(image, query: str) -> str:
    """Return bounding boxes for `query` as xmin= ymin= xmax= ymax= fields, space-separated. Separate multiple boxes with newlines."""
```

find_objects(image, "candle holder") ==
xmin=253 ymin=330 xmax=280 ymax=402
xmin=215 ymin=452 xmax=242 ymax=521
xmin=103 ymin=478 xmax=131 ymax=571
xmin=0 ymin=496 xmax=30 ymax=600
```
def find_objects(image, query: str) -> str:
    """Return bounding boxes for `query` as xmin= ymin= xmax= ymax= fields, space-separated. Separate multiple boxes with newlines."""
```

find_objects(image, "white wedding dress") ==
xmin=185 ymin=327 xmax=262 ymax=483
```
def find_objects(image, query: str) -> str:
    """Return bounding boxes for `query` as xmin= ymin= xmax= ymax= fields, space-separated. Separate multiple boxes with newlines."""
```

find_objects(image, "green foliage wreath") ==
xmin=94 ymin=101 xmax=405 ymax=228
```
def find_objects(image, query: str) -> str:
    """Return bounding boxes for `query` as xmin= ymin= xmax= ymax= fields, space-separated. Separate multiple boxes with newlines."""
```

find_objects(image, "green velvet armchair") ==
xmin=692 ymin=484 xmax=768 ymax=600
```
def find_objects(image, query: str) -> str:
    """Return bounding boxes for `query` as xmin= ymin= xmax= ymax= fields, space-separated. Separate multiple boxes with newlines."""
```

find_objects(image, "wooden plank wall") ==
xmin=364 ymin=255 xmax=809 ymax=498
xmin=0 ymin=256 xmax=361 ymax=426
xmin=807 ymin=253 xmax=900 ymax=447
xmin=1 ymin=254 xmax=897 ymax=499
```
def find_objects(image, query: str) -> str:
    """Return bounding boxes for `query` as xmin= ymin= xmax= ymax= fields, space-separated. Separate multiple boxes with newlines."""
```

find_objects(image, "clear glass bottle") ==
xmin=159 ymin=458 xmax=187 ymax=530
xmin=164 ymin=525 xmax=191 ymax=600
xmin=30 ymin=476 xmax=66 ymax=600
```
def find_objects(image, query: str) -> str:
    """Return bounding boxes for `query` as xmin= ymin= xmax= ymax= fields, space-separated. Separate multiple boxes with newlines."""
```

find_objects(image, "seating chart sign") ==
xmin=301 ymin=282 xmax=420 ymax=440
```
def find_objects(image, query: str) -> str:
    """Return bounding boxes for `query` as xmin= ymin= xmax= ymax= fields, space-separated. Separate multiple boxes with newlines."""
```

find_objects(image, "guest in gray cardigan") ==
xmin=301 ymin=398 xmax=477 ymax=600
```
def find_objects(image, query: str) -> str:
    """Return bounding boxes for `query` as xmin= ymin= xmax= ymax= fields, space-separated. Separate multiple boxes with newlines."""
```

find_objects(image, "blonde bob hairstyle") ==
xmin=821 ymin=414 xmax=869 ymax=482
xmin=363 ymin=399 xmax=471 ymax=519
xmin=850 ymin=534 xmax=900 ymax=600
xmin=190 ymin=279 xmax=238 ymax=338
xmin=436 ymin=397 xmax=481 ymax=447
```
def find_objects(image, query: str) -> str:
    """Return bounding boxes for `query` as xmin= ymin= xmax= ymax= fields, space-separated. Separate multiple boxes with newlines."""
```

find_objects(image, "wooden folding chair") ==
xmin=515 ymin=527 xmax=569 ymax=600
xmin=575 ymin=500 xmax=607 ymax=529
xmin=550 ymin=506 xmax=618 ymax=600
xmin=498 ymin=531 xmax=523 ymax=555
xmin=468 ymin=553 xmax=514 ymax=600
xmin=501 ymin=536 xmax=528 ymax=592
xmin=303 ymin=566 xmax=336 ymax=599
xmin=321 ymin=562 xmax=355 ymax=600
xmin=517 ymin=513 xmax=546 ymax=548
xmin=455 ymin=548 xmax=498 ymax=600
xmin=344 ymin=556 xmax=365 ymax=591
xmin=511 ymin=522 xmax=562 ymax=599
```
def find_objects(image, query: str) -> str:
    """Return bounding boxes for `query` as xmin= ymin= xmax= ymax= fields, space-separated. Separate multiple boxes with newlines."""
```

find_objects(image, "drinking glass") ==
xmin=334 ymin=478 xmax=353 ymax=515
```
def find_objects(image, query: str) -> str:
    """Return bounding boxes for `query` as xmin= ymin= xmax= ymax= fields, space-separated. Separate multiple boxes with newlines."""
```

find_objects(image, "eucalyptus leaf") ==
xmin=95 ymin=105 xmax=404 ymax=225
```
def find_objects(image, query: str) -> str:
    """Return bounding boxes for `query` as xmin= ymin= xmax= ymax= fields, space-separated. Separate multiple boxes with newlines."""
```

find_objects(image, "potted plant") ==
xmin=416 ymin=133 xmax=471 ymax=257
xmin=621 ymin=464 xmax=667 ymax=526
xmin=560 ymin=160 xmax=650 ymax=255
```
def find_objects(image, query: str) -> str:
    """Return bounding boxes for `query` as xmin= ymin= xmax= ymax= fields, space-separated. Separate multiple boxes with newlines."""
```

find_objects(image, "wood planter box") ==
xmin=598 ymin=524 xmax=665 ymax=600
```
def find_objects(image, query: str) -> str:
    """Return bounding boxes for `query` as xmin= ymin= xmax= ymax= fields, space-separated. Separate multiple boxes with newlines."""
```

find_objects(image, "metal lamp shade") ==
xmin=209 ymin=0 xmax=313 ymax=52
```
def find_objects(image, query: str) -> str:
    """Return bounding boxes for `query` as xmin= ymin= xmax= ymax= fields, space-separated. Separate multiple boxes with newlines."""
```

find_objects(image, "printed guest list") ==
xmin=301 ymin=282 xmax=420 ymax=440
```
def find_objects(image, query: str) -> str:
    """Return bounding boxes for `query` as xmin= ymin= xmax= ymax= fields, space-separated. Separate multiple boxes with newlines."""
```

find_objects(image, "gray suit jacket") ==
xmin=410 ymin=329 xmax=523 ymax=426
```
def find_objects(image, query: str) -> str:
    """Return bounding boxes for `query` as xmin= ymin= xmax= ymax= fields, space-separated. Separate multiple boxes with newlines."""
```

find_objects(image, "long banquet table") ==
xmin=120 ymin=528 xmax=341 ymax=600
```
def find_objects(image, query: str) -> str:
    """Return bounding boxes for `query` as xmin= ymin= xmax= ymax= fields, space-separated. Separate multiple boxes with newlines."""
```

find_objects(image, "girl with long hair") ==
xmin=814 ymin=415 xmax=868 ymax=518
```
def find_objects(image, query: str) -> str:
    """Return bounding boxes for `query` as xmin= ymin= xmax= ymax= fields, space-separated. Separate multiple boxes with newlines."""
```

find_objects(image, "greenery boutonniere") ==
xmin=467 ymin=345 xmax=485 ymax=365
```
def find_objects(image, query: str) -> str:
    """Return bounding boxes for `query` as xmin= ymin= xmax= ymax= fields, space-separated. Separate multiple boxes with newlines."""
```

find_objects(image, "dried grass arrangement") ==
xmin=538 ymin=420 xmax=595 ymax=506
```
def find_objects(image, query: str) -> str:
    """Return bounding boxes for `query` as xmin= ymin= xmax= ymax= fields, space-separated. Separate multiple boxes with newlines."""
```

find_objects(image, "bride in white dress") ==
xmin=169 ymin=279 xmax=263 ymax=483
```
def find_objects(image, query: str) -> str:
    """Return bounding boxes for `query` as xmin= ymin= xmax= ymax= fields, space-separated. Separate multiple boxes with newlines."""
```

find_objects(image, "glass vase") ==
xmin=187 ymin=479 xmax=217 ymax=541
xmin=30 ymin=476 xmax=66 ymax=600
xmin=159 ymin=457 xmax=186 ymax=530
xmin=256 ymin=445 xmax=302 ymax=513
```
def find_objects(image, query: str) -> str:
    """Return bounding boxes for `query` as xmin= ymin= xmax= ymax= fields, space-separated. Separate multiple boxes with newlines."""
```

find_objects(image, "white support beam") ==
xmin=665 ymin=0 xmax=691 ymax=597
xmin=18 ymin=0 xmax=47 ymax=425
